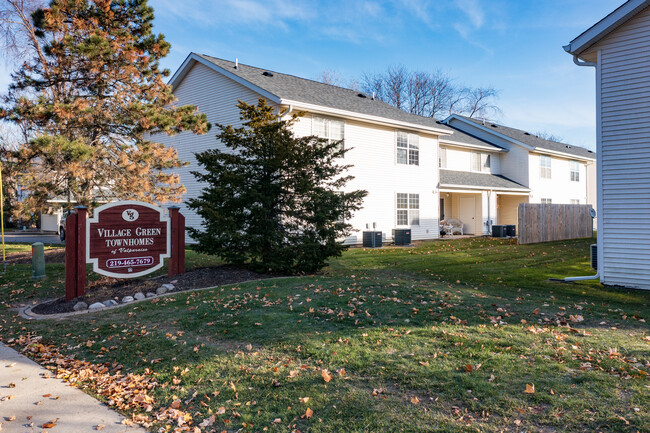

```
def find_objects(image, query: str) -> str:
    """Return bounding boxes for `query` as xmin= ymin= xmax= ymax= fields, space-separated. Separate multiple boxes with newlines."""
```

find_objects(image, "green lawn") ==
xmin=1 ymin=237 xmax=648 ymax=432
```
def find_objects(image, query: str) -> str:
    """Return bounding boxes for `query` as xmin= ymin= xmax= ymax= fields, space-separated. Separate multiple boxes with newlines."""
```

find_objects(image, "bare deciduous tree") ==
xmin=359 ymin=65 xmax=501 ymax=120
xmin=535 ymin=131 xmax=564 ymax=143
xmin=0 ymin=0 xmax=46 ymax=64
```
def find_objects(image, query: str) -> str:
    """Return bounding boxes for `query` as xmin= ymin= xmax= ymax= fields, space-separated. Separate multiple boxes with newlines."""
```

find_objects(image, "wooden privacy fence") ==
xmin=518 ymin=203 xmax=594 ymax=244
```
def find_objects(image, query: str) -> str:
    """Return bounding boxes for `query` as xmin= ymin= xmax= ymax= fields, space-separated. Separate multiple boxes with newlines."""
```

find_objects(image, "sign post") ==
xmin=65 ymin=201 xmax=185 ymax=301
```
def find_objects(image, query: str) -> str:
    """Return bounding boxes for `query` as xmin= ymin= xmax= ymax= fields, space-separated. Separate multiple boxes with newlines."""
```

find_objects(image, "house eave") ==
xmin=564 ymin=0 xmax=650 ymax=57
xmin=282 ymin=99 xmax=454 ymax=136
xmin=442 ymin=115 xmax=536 ymax=151
xmin=439 ymin=138 xmax=506 ymax=153
xmin=439 ymin=184 xmax=530 ymax=193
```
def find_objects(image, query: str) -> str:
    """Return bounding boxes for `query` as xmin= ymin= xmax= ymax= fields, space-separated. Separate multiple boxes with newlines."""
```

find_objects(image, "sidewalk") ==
xmin=0 ymin=343 xmax=145 ymax=433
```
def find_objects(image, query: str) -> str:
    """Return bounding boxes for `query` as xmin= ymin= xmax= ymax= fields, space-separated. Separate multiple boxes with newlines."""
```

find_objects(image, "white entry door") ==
xmin=459 ymin=197 xmax=476 ymax=234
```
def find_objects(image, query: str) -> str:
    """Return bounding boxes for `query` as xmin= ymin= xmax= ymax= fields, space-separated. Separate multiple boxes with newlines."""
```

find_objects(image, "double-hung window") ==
xmin=570 ymin=160 xmax=580 ymax=182
xmin=570 ymin=199 xmax=580 ymax=204
xmin=471 ymin=152 xmax=491 ymax=172
xmin=541 ymin=198 xmax=552 ymax=204
xmin=313 ymin=116 xmax=345 ymax=152
xmin=396 ymin=193 xmax=420 ymax=226
xmin=540 ymin=155 xmax=552 ymax=179
xmin=396 ymin=132 xmax=419 ymax=166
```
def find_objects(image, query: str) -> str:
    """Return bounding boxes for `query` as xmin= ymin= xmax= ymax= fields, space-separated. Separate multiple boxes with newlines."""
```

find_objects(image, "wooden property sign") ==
xmin=65 ymin=201 xmax=185 ymax=301
xmin=87 ymin=202 xmax=170 ymax=278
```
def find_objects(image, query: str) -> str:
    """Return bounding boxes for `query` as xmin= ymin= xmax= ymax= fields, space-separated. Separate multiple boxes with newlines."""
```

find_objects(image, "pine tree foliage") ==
xmin=0 ymin=0 xmax=209 ymax=209
xmin=188 ymin=99 xmax=367 ymax=274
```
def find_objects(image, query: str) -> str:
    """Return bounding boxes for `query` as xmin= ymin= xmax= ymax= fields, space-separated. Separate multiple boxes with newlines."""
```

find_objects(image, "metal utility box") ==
xmin=392 ymin=229 xmax=412 ymax=245
xmin=362 ymin=231 xmax=382 ymax=248
xmin=505 ymin=225 xmax=516 ymax=237
xmin=492 ymin=225 xmax=506 ymax=237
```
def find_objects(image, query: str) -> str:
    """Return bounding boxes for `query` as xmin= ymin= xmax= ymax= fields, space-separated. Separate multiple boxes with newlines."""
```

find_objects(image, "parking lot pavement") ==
xmin=1 ymin=233 xmax=63 ymax=245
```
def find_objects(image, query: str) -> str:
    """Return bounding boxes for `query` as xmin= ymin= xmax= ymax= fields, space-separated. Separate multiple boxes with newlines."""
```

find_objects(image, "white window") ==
xmin=471 ymin=152 xmax=491 ymax=172
xmin=570 ymin=160 xmax=580 ymax=182
xmin=541 ymin=198 xmax=552 ymax=204
xmin=396 ymin=193 xmax=420 ymax=226
xmin=439 ymin=147 xmax=447 ymax=168
xmin=540 ymin=155 xmax=552 ymax=179
xmin=570 ymin=199 xmax=580 ymax=204
xmin=396 ymin=132 xmax=419 ymax=166
xmin=313 ymin=116 xmax=345 ymax=152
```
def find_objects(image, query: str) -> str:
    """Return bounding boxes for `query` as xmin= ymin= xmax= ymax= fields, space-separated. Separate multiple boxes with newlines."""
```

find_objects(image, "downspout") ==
xmin=278 ymin=104 xmax=293 ymax=119
xmin=559 ymin=53 xmax=599 ymax=282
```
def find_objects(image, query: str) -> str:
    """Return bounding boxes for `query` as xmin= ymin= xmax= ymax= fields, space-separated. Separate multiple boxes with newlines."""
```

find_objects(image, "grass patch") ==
xmin=1 ymin=237 xmax=648 ymax=432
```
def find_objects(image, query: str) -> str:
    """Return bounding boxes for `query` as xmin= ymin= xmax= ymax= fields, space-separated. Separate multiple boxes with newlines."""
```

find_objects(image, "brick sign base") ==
xmin=65 ymin=202 xmax=185 ymax=301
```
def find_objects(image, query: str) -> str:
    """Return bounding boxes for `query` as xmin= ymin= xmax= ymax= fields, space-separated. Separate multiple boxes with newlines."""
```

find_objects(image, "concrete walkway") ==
xmin=0 ymin=343 xmax=145 ymax=433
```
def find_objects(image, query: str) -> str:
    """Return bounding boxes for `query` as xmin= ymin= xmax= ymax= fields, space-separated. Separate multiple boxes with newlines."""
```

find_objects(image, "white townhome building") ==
xmin=438 ymin=115 xmax=597 ymax=235
xmin=564 ymin=0 xmax=650 ymax=290
xmin=157 ymin=53 xmax=596 ymax=244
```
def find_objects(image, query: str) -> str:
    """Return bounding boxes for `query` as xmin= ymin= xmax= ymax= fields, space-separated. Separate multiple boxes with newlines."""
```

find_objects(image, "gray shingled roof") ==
xmin=440 ymin=170 xmax=530 ymax=191
xmin=455 ymin=115 xmax=596 ymax=159
xmin=440 ymin=125 xmax=505 ymax=151
xmin=197 ymin=54 xmax=453 ymax=133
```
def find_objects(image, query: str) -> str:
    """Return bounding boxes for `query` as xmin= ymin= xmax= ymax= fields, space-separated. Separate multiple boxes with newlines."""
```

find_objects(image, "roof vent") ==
xmin=565 ymin=145 xmax=572 ymax=148
xmin=262 ymin=71 xmax=273 ymax=77
xmin=357 ymin=93 xmax=367 ymax=98
xmin=235 ymin=58 xmax=238 ymax=69
xmin=491 ymin=124 xmax=498 ymax=128
xmin=524 ymin=132 xmax=531 ymax=135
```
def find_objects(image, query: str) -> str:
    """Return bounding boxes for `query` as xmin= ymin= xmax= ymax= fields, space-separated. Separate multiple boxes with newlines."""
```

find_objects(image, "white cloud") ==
xmin=454 ymin=0 xmax=484 ymax=28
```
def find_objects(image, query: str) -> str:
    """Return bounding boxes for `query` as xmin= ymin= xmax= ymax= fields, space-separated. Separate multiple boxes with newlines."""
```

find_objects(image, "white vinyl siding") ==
xmin=587 ymin=5 xmax=650 ymax=289
xmin=570 ymin=160 xmax=580 ymax=181
xmin=396 ymin=193 xmax=419 ymax=226
xmin=396 ymin=131 xmax=419 ymax=166
xmin=313 ymin=116 xmax=345 ymax=152
xmin=540 ymin=155 xmax=552 ymax=179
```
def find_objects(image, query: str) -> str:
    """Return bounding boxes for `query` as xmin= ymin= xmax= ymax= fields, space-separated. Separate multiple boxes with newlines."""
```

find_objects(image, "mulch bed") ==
xmin=31 ymin=265 xmax=276 ymax=316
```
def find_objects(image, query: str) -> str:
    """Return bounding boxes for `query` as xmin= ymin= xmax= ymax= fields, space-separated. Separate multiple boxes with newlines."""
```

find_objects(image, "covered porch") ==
xmin=439 ymin=170 xmax=530 ymax=236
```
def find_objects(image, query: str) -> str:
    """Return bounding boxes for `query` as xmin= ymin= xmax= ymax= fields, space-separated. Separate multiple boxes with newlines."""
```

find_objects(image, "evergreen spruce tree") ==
xmin=188 ymin=99 xmax=367 ymax=274
xmin=0 ymin=0 xmax=209 ymax=209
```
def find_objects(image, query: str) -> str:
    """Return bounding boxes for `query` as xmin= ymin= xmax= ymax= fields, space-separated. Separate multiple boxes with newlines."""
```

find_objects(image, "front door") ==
xmin=459 ymin=197 xmax=475 ymax=235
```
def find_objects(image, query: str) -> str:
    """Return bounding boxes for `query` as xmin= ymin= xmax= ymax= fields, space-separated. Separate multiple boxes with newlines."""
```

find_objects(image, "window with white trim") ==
xmin=540 ymin=155 xmax=552 ymax=179
xmin=439 ymin=147 xmax=447 ymax=168
xmin=570 ymin=199 xmax=580 ymax=204
xmin=396 ymin=193 xmax=420 ymax=226
xmin=471 ymin=152 xmax=491 ymax=172
xmin=541 ymin=198 xmax=552 ymax=204
xmin=313 ymin=116 xmax=345 ymax=152
xmin=570 ymin=160 xmax=580 ymax=182
xmin=396 ymin=131 xmax=419 ymax=166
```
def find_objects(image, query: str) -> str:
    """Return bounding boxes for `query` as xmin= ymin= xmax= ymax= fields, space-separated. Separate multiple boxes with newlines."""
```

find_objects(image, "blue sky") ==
xmin=1 ymin=0 xmax=625 ymax=151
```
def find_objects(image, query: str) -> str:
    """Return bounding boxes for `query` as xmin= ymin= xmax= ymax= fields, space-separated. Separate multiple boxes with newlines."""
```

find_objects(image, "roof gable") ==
xmin=564 ymin=0 xmax=650 ymax=57
xmin=169 ymin=53 xmax=453 ymax=135
xmin=444 ymin=115 xmax=596 ymax=161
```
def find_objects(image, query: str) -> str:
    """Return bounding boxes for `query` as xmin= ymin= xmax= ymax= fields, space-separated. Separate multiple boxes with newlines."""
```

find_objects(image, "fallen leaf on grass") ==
xmin=411 ymin=396 xmax=420 ymax=405
xmin=305 ymin=408 xmax=314 ymax=418
xmin=199 ymin=415 xmax=215 ymax=427
xmin=336 ymin=368 xmax=346 ymax=377
xmin=322 ymin=369 xmax=333 ymax=383
xmin=273 ymin=418 xmax=282 ymax=424
xmin=524 ymin=384 xmax=535 ymax=394
xmin=216 ymin=407 xmax=225 ymax=415
xmin=299 ymin=397 xmax=310 ymax=404
xmin=170 ymin=399 xmax=181 ymax=409
xmin=229 ymin=381 xmax=237 ymax=393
